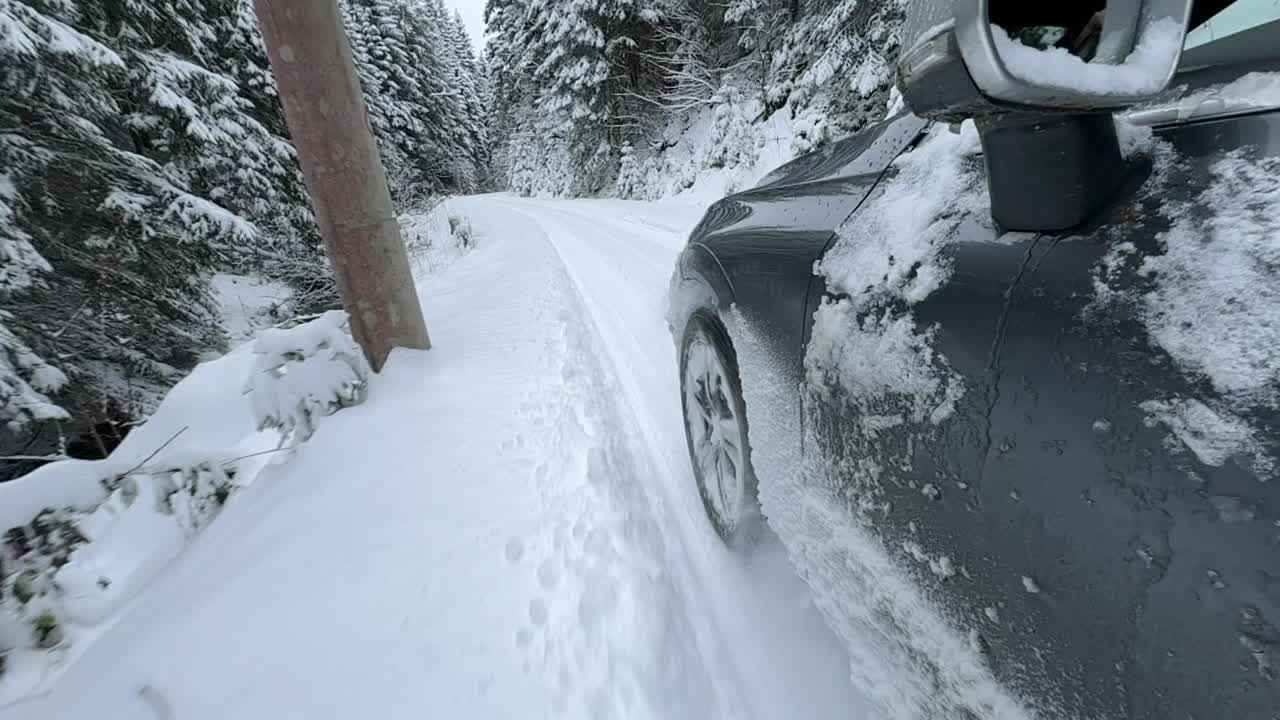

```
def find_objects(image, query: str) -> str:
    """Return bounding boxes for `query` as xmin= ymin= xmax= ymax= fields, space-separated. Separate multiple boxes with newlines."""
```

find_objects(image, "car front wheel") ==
xmin=679 ymin=311 xmax=760 ymax=545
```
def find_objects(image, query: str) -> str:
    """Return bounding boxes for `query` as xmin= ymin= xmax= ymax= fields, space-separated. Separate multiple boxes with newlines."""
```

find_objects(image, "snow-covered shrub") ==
xmin=0 ymin=507 xmax=87 ymax=657
xmin=615 ymin=144 xmax=648 ymax=200
xmin=700 ymin=90 xmax=760 ymax=174
xmin=152 ymin=457 xmax=239 ymax=536
xmin=245 ymin=312 xmax=370 ymax=444
xmin=0 ymin=450 xmax=246 ymax=681
xmin=401 ymin=201 xmax=480 ymax=277
xmin=790 ymin=103 xmax=839 ymax=157
xmin=448 ymin=215 xmax=474 ymax=249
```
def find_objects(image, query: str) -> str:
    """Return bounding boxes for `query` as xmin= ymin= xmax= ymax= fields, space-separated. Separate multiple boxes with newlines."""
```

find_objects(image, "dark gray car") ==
xmin=669 ymin=2 xmax=1279 ymax=717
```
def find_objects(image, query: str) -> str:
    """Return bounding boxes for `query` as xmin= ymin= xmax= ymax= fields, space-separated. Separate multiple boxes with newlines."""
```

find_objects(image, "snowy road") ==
xmin=8 ymin=196 xmax=868 ymax=719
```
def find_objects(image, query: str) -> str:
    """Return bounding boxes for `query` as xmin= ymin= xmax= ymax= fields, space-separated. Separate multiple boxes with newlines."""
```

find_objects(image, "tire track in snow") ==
xmin=499 ymin=260 xmax=726 ymax=720
xmin=476 ymin=196 xmax=869 ymax=720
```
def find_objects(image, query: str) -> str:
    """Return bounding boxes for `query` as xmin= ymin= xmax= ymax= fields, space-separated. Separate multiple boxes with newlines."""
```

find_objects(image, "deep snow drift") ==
xmin=2 ymin=197 xmax=865 ymax=720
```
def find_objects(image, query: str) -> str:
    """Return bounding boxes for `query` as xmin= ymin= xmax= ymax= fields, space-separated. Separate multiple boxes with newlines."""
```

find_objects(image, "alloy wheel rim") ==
xmin=684 ymin=336 xmax=746 ymax=529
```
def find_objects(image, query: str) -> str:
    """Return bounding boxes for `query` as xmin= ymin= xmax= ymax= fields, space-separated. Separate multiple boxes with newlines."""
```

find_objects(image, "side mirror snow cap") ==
xmin=898 ymin=0 xmax=1193 ymax=121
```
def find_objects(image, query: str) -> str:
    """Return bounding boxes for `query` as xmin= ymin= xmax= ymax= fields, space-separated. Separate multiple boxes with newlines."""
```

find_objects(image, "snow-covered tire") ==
xmin=679 ymin=311 xmax=761 ymax=546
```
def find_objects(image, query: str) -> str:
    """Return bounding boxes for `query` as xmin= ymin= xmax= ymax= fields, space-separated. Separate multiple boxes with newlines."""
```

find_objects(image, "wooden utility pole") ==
xmin=253 ymin=0 xmax=430 ymax=371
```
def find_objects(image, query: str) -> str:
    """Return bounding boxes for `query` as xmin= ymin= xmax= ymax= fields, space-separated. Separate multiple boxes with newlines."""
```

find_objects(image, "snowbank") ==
xmin=0 ymin=200 xmax=473 ymax=709
xmin=400 ymin=197 xmax=478 ymax=275
xmin=0 ymin=311 xmax=372 ymax=706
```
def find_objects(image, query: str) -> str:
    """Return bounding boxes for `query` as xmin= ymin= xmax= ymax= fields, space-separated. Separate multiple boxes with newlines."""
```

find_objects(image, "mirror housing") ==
xmin=895 ymin=0 xmax=1192 ymax=232
xmin=898 ymin=0 xmax=1193 ymax=122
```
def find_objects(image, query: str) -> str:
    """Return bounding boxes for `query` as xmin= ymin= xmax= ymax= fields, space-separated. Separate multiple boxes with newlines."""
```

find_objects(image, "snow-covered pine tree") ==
xmin=0 ymin=0 xmax=246 ymax=465
xmin=339 ymin=0 xmax=488 ymax=206
xmin=341 ymin=0 xmax=423 ymax=198
xmin=485 ymin=0 xmax=907 ymax=197
xmin=762 ymin=0 xmax=906 ymax=135
xmin=488 ymin=0 xmax=669 ymax=195
xmin=442 ymin=8 xmax=491 ymax=187
xmin=483 ymin=0 xmax=532 ymax=189
xmin=406 ymin=0 xmax=473 ymax=195
xmin=199 ymin=0 xmax=337 ymax=313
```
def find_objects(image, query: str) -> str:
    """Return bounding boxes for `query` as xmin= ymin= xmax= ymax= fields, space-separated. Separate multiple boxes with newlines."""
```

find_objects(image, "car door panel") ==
xmin=804 ymin=107 xmax=1280 ymax=717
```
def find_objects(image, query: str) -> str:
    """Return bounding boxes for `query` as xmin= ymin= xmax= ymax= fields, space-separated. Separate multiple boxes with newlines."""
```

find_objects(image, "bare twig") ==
xmin=219 ymin=446 xmax=298 ymax=466
xmin=119 ymin=426 xmax=189 ymax=478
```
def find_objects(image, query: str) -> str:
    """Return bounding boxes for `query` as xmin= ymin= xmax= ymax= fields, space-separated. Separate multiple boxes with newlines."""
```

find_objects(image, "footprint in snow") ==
xmin=504 ymin=537 xmax=524 ymax=564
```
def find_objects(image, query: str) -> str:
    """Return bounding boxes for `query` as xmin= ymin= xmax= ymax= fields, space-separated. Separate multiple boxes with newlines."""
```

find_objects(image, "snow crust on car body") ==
xmin=1092 ymin=130 xmax=1280 ymax=479
xmin=726 ymin=307 xmax=1036 ymax=719
xmin=808 ymin=121 xmax=1006 ymax=427
xmin=1127 ymin=70 xmax=1280 ymax=124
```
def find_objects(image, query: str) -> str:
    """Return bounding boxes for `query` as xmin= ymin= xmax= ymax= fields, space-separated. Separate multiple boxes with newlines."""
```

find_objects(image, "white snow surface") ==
xmin=5 ymin=195 xmax=869 ymax=720
xmin=1141 ymin=398 xmax=1275 ymax=478
xmin=210 ymin=273 xmax=293 ymax=346
xmin=992 ymin=18 xmax=1184 ymax=96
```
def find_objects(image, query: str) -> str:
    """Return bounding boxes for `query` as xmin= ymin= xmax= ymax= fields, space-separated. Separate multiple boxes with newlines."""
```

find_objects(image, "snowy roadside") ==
xmin=0 ymin=203 xmax=473 ymax=709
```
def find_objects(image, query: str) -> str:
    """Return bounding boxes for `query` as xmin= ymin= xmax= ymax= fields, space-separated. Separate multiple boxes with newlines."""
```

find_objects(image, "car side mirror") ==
xmin=894 ymin=0 xmax=1193 ymax=232
xmin=898 ymin=0 xmax=1193 ymax=121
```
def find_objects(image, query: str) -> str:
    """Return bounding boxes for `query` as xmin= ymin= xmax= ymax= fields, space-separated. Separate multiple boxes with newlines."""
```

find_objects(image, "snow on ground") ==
xmin=0 ymin=338 xmax=280 ymax=707
xmin=4 ymin=195 xmax=867 ymax=719
xmin=210 ymin=273 xmax=293 ymax=346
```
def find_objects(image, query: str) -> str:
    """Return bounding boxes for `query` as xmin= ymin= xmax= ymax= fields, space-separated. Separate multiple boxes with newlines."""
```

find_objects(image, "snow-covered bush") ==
xmin=0 ymin=449 xmax=247 ymax=688
xmin=154 ymin=457 xmax=240 ymax=536
xmin=0 ymin=305 xmax=379 ymax=696
xmin=0 ymin=507 xmax=87 ymax=663
xmin=615 ymin=144 xmax=649 ymax=200
xmin=401 ymin=201 xmax=481 ymax=277
xmin=701 ymin=89 xmax=760 ymax=173
xmin=245 ymin=312 xmax=370 ymax=444
xmin=448 ymin=215 xmax=474 ymax=249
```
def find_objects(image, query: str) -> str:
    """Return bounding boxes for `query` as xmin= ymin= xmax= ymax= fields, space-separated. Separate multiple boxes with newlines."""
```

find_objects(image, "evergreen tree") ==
xmin=443 ymin=8 xmax=490 ymax=185
xmin=760 ymin=0 xmax=905 ymax=133
xmin=1 ymin=0 xmax=241 ymax=441
xmin=485 ymin=0 xmax=907 ymax=196
xmin=342 ymin=0 xmax=423 ymax=194
xmin=339 ymin=0 xmax=490 ymax=204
